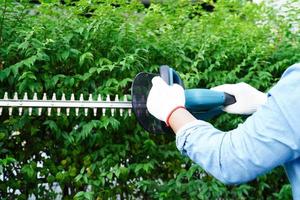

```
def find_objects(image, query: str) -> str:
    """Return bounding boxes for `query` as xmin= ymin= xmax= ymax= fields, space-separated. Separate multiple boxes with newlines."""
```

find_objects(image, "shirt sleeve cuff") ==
xmin=176 ymin=120 xmax=209 ymax=155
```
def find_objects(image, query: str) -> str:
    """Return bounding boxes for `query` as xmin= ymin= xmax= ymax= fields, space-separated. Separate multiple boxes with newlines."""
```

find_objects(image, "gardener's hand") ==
xmin=211 ymin=82 xmax=267 ymax=115
xmin=146 ymin=76 xmax=185 ymax=124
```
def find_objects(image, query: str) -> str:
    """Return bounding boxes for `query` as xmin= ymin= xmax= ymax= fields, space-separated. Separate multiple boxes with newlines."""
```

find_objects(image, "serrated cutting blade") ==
xmin=0 ymin=92 xmax=132 ymax=117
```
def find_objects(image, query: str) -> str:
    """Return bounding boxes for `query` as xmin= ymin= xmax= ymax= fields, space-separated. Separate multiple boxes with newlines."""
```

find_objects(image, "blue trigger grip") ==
xmin=185 ymin=89 xmax=226 ymax=111
xmin=185 ymin=89 xmax=229 ymax=120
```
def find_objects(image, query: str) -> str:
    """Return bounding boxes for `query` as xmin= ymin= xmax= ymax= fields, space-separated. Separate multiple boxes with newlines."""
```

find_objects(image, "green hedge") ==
xmin=0 ymin=0 xmax=299 ymax=199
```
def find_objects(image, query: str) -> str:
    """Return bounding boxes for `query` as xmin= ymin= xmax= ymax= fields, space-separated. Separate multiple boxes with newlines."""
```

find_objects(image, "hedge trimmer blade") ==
xmin=131 ymin=72 xmax=172 ymax=134
xmin=0 ymin=92 xmax=132 ymax=117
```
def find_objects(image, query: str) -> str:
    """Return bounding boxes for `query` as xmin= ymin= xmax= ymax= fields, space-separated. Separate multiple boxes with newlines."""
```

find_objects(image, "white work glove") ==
xmin=146 ymin=76 xmax=185 ymax=123
xmin=211 ymin=82 xmax=267 ymax=115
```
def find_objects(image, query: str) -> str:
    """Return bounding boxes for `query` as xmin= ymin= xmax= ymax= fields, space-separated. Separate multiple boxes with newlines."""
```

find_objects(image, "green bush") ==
xmin=0 ymin=0 xmax=299 ymax=199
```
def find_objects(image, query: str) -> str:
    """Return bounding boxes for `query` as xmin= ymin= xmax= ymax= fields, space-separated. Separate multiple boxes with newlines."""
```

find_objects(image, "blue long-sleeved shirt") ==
xmin=176 ymin=63 xmax=300 ymax=199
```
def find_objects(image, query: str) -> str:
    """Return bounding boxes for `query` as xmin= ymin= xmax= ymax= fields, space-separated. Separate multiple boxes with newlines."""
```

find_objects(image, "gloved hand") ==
xmin=211 ymin=82 xmax=267 ymax=115
xmin=146 ymin=76 xmax=185 ymax=124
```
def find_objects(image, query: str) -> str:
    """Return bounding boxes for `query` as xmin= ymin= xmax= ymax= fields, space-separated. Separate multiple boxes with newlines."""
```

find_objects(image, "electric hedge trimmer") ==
xmin=0 ymin=65 xmax=236 ymax=134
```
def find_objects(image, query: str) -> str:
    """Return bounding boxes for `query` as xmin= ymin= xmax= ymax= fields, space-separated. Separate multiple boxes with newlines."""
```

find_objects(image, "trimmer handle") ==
xmin=184 ymin=89 xmax=236 ymax=120
xmin=185 ymin=89 xmax=236 ymax=111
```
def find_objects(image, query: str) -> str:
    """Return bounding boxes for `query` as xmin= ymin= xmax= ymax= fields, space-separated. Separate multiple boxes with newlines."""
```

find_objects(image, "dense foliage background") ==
xmin=0 ymin=0 xmax=299 ymax=199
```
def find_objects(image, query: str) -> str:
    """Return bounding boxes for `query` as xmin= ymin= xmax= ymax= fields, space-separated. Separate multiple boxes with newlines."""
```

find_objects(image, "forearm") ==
xmin=174 ymin=118 xmax=274 ymax=184
xmin=169 ymin=108 xmax=197 ymax=133
xmin=171 ymin=96 xmax=300 ymax=184
xmin=169 ymin=108 xmax=234 ymax=183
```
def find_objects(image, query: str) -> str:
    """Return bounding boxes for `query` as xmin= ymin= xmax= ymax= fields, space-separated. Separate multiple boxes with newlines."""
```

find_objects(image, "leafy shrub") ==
xmin=0 ymin=0 xmax=299 ymax=199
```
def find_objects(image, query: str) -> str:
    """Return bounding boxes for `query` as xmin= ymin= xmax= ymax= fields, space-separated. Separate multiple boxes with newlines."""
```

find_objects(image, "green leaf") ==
xmin=43 ymin=120 xmax=59 ymax=133
xmin=21 ymin=163 xmax=37 ymax=181
xmin=79 ymin=52 xmax=94 ymax=66
xmin=0 ymin=132 xmax=5 ymax=140
xmin=107 ymin=172 xmax=113 ymax=180
xmin=23 ymin=56 xmax=37 ymax=68
xmin=18 ymin=71 xmax=37 ymax=81
xmin=0 ymin=68 xmax=11 ymax=81
xmin=61 ymin=50 xmax=70 ymax=61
